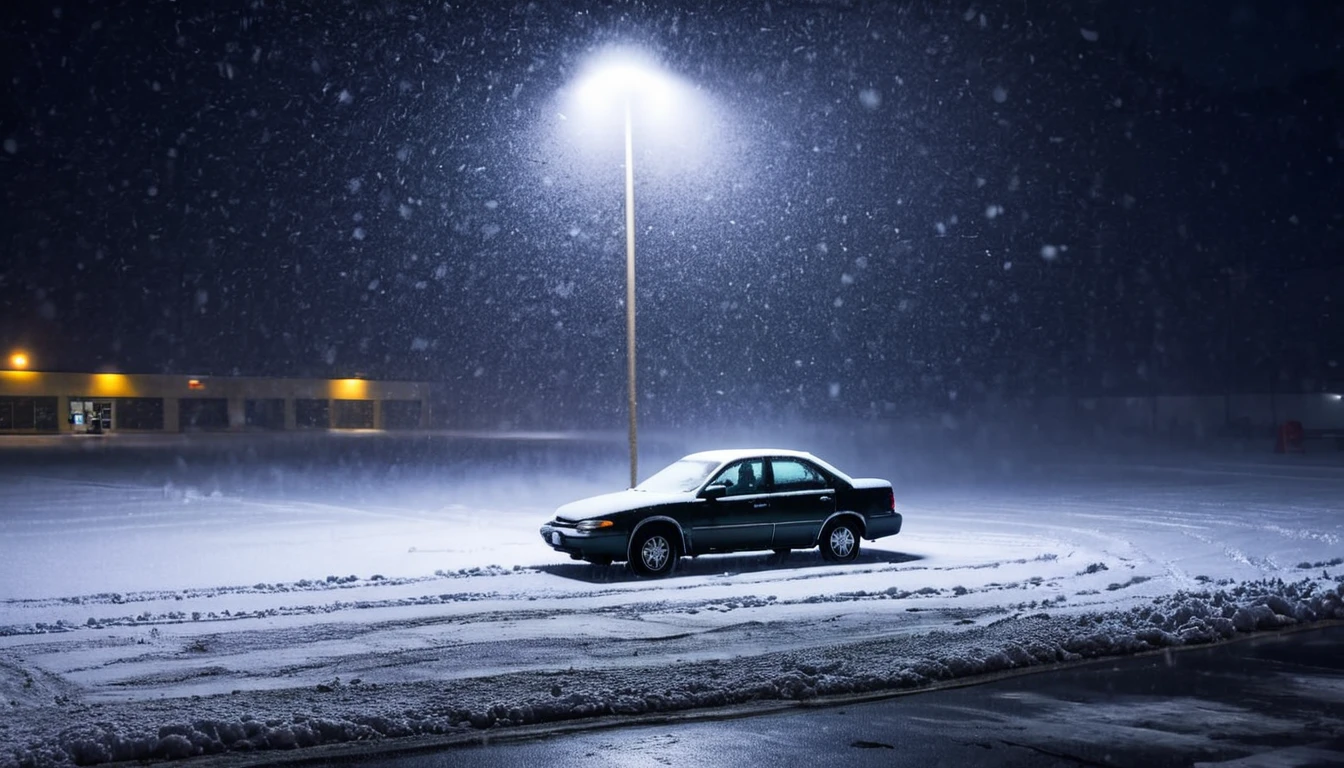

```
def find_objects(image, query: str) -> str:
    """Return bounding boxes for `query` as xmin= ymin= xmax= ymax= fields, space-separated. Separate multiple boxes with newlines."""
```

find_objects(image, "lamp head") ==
xmin=572 ymin=50 xmax=680 ymax=121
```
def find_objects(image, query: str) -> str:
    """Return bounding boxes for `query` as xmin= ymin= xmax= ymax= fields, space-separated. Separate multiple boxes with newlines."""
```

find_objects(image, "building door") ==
xmin=69 ymin=398 xmax=113 ymax=433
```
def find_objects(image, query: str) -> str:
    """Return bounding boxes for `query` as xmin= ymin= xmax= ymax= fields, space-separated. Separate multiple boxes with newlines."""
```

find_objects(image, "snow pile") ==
xmin=4 ymin=578 xmax=1341 ymax=768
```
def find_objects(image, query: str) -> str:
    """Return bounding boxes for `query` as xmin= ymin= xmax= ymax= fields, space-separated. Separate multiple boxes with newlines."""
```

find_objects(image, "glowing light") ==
xmin=91 ymin=373 xmax=133 ymax=397
xmin=572 ymin=50 xmax=681 ymax=124
xmin=560 ymin=47 xmax=713 ymax=171
xmin=333 ymin=378 xmax=369 ymax=399
xmin=187 ymin=379 xmax=205 ymax=390
xmin=0 ymin=370 xmax=39 ymax=386
xmin=1330 ymin=394 xmax=1343 ymax=402
xmin=8 ymin=352 xmax=28 ymax=370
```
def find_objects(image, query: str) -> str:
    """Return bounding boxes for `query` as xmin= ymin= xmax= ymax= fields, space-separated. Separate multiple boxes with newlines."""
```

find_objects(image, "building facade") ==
xmin=0 ymin=370 xmax=433 ymax=434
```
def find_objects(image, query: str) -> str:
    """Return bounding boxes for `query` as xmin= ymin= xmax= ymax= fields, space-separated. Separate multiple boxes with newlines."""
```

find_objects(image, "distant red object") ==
xmin=1274 ymin=421 xmax=1305 ymax=454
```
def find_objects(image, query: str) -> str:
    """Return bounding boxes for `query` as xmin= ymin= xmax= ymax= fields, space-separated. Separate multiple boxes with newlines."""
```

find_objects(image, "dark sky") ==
xmin=1 ymin=0 xmax=1341 ymax=426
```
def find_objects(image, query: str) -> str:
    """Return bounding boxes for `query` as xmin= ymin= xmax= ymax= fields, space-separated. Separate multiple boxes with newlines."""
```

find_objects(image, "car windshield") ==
xmin=635 ymin=459 xmax=720 ymax=493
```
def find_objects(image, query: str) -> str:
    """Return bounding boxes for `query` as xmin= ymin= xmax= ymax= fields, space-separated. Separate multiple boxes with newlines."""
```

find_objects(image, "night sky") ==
xmin=2 ymin=1 xmax=1341 ymax=426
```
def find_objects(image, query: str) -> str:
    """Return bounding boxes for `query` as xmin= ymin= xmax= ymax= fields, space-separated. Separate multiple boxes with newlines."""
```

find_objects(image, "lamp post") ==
xmin=569 ymin=55 xmax=682 ymax=489
xmin=622 ymin=99 xmax=638 ymax=489
xmin=566 ymin=51 xmax=703 ymax=487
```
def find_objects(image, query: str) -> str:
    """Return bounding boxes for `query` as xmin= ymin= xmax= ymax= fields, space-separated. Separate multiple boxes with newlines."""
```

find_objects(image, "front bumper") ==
xmin=864 ymin=512 xmax=903 ymax=540
xmin=539 ymin=522 xmax=629 ymax=561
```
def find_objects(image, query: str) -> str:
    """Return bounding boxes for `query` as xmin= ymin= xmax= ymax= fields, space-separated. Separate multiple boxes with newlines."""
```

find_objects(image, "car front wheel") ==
xmin=629 ymin=528 xmax=677 ymax=578
xmin=820 ymin=519 xmax=860 ymax=563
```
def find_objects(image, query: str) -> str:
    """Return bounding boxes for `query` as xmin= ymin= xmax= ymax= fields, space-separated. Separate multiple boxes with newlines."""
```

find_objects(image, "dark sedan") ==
xmin=539 ymin=449 xmax=902 ymax=577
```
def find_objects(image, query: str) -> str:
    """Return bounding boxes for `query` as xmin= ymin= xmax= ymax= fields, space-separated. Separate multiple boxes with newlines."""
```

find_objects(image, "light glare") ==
xmin=572 ymin=55 xmax=680 ymax=123
xmin=559 ymin=47 xmax=714 ymax=171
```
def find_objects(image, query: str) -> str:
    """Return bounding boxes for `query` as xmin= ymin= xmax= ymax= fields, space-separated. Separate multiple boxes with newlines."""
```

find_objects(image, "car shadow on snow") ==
xmin=538 ymin=548 xmax=924 ymax=584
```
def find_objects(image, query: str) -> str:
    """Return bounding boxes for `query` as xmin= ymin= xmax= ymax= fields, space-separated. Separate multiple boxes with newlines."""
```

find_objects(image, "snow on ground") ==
xmin=1 ymin=427 xmax=1342 ymax=767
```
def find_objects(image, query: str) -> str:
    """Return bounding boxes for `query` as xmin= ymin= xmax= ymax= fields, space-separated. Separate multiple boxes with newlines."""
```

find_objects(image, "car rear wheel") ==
xmin=629 ymin=528 xmax=677 ymax=578
xmin=819 ymin=519 xmax=860 ymax=563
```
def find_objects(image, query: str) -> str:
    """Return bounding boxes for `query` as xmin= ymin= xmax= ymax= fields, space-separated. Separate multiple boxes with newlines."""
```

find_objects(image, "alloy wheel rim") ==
xmin=830 ymin=527 xmax=855 ymax=557
xmin=642 ymin=536 xmax=670 ymax=570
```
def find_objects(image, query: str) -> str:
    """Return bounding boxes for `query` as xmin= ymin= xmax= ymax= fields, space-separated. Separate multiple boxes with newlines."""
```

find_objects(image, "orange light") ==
xmin=187 ymin=379 xmax=205 ymax=390
xmin=333 ymin=378 xmax=370 ymax=399
xmin=8 ymin=353 xmax=28 ymax=370
xmin=91 ymin=373 xmax=133 ymax=397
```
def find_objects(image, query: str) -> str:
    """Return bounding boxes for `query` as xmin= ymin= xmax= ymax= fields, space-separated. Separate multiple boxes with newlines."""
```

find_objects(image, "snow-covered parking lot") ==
xmin=2 ymin=428 xmax=1343 ymax=767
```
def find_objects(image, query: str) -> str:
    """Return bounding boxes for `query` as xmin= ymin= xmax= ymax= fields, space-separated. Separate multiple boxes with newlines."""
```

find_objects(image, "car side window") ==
xmin=770 ymin=459 xmax=828 ymax=492
xmin=713 ymin=459 xmax=765 ymax=496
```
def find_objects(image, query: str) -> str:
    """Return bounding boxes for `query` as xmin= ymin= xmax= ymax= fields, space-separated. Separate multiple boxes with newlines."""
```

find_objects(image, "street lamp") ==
xmin=8 ymin=352 xmax=28 ymax=370
xmin=567 ymin=51 xmax=688 ymax=488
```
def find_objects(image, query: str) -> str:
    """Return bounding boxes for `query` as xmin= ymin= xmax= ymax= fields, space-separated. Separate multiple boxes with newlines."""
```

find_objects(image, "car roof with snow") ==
xmin=682 ymin=448 xmax=815 ymax=463
xmin=680 ymin=449 xmax=853 ymax=481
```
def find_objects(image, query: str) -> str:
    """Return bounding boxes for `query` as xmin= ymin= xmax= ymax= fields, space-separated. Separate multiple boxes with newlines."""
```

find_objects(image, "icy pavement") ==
xmin=1 ymin=431 xmax=1342 ymax=766
xmin=370 ymin=626 xmax=1344 ymax=768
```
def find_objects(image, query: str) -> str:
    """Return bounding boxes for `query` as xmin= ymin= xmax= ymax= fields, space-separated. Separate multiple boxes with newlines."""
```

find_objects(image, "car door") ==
xmin=766 ymin=457 xmax=836 ymax=548
xmin=690 ymin=459 xmax=774 ymax=552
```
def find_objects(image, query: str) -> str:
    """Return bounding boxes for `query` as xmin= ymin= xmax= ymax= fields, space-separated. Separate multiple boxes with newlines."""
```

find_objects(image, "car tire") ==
xmin=629 ymin=527 xmax=677 ymax=578
xmin=819 ymin=519 xmax=860 ymax=563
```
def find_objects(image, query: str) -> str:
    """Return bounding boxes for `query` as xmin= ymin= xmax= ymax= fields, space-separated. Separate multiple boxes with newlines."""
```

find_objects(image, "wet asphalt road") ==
xmin=315 ymin=625 xmax=1344 ymax=767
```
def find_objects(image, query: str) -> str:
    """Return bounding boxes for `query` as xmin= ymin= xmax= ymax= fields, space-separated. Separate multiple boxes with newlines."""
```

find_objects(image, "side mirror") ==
xmin=701 ymin=483 xmax=728 ymax=500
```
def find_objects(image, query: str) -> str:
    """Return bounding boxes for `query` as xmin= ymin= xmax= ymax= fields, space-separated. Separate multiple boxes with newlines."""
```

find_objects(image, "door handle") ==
xmin=752 ymin=502 xmax=769 ymax=509
xmin=819 ymin=496 xmax=833 ymax=503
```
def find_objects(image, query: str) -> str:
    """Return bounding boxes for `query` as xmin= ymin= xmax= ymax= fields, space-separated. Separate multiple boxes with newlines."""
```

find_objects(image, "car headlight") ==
xmin=576 ymin=519 xmax=614 ymax=532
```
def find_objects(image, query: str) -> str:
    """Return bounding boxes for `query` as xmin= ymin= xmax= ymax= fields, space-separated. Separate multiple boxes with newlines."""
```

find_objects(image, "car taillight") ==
xmin=888 ymin=488 xmax=896 ymax=511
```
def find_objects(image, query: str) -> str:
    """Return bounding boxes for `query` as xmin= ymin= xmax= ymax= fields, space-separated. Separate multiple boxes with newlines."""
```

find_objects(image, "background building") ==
xmin=0 ymin=370 xmax=433 ymax=434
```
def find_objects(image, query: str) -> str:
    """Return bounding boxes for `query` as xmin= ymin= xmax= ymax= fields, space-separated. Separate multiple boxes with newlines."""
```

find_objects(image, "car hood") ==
xmin=555 ymin=490 xmax=688 ymax=522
